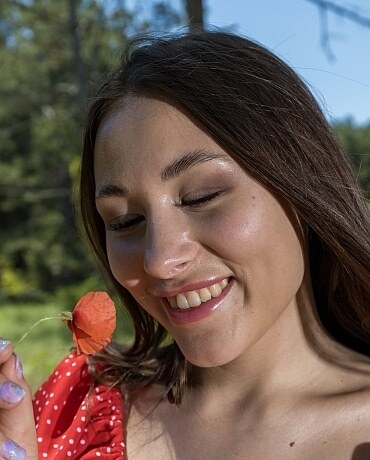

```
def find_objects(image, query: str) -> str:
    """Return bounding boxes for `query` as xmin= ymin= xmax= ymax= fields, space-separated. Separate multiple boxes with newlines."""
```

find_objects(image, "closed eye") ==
xmin=106 ymin=191 xmax=223 ymax=232
xmin=107 ymin=215 xmax=144 ymax=232
xmin=181 ymin=190 xmax=222 ymax=207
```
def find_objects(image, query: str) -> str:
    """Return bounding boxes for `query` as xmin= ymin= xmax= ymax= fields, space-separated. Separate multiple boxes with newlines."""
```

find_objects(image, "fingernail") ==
xmin=0 ymin=339 xmax=11 ymax=351
xmin=1 ymin=438 xmax=26 ymax=460
xmin=14 ymin=354 xmax=23 ymax=380
xmin=0 ymin=382 xmax=25 ymax=404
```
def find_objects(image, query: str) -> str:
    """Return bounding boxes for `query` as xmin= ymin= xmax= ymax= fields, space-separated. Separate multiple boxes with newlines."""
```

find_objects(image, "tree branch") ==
xmin=304 ymin=0 xmax=370 ymax=60
xmin=318 ymin=2 xmax=336 ymax=61
xmin=305 ymin=0 xmax=370 ymax=28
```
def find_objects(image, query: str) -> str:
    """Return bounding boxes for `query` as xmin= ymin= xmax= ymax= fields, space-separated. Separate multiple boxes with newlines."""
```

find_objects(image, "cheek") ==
xmin=106 ymin=236 xmax=144 ymax=289
xmin=199 ymin=201 xmax=260 ymax=262
xmin=201 ymin=199 xmax=305 ymax=294
xmin=107 ymin=238 xmax=159 ymax=318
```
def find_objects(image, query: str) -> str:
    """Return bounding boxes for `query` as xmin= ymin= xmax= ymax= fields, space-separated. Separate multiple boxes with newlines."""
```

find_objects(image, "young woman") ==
xmin=0 ymin=31 xmax=369 ymax=460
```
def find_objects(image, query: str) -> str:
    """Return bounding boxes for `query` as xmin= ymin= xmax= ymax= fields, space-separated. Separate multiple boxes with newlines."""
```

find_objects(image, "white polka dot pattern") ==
xmin=33 ymin=353 xmax=126 ymax=459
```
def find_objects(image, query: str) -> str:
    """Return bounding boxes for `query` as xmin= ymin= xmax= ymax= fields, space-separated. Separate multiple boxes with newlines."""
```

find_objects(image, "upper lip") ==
xmin=153 ymin=276 xmax=231 ymax=298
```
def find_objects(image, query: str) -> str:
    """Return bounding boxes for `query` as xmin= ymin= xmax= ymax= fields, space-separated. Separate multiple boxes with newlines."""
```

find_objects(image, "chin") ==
xmin=178 ymin=341 xmax=243 ymax=368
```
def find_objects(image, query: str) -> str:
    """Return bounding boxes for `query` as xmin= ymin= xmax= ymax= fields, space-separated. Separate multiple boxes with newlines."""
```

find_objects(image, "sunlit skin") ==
xmin=94 ymin=96 xmax=306 ymax=369
xmin=93 ymin=97 xmax=370 ymax=460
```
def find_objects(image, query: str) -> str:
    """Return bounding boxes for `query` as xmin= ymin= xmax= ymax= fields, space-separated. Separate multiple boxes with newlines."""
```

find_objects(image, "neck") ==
xmin=188 ymin=276 xmax=338 ymax=412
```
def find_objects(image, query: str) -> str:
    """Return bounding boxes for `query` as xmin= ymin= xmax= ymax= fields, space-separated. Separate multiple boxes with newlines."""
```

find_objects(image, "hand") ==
xmin=0 ymin=340 xmax=37 ymax=460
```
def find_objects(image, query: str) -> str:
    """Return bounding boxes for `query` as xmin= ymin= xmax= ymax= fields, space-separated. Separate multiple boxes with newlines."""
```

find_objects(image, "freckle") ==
xmin=289 ymin=442 xmax=295 ymax=447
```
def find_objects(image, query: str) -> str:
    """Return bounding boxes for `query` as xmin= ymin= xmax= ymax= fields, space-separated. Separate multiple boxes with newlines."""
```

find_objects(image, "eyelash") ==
xmin=106 ymin=191 xmax=222 ymax=232
xmin=107 ymin=216 xmax=144 ymax=232
xmin=181 ymin=190 xmax=222 ymax=207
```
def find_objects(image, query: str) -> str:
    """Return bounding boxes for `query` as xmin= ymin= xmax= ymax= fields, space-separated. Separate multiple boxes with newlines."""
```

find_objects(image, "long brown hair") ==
xmin=80 ymin=31 xmax=370 ymax=403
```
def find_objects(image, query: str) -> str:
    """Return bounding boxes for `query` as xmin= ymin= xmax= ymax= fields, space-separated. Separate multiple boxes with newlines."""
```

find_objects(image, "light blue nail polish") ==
xmin=1 ymin=438 xmax=26 ymax=460
xmin=14 ymin=354 xmax=23 ymax=380
xmin=0 ymin=382 xmax=25 ymax=404
xmin=0 ymin=339 xmax=11 ymax=351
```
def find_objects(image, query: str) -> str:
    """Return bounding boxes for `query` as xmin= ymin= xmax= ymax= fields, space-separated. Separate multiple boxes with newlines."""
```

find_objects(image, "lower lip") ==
xmin=165 ymin=279 xmax=234 ymax=325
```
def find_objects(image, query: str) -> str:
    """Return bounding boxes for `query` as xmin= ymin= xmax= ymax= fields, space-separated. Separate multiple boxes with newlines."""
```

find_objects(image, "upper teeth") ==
xmin=167 ymin=279 xmax=229 ymax=309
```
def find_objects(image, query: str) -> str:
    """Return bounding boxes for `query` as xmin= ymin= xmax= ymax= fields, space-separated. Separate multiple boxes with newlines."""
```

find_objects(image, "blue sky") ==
xmin=204 ymin=0 xmax=370 ymax=125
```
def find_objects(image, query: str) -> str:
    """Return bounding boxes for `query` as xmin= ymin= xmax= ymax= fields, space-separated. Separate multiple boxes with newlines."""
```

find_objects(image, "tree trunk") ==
xmin=185 ymin=0 xmax=204 ymax=31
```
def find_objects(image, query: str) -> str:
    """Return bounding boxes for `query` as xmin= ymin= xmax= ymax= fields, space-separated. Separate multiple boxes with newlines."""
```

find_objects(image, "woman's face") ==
xmin=94 ymin=96 xmax=306 ymax=367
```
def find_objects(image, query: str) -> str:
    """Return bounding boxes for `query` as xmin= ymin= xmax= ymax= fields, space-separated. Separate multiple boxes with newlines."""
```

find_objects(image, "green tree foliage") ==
xmin=0 ymin=0 xmax=182 ymax=301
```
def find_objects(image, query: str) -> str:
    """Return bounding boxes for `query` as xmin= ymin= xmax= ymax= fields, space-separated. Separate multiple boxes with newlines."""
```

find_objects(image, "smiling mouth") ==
xmin=167 ymin=278 xmax=229 ymax=309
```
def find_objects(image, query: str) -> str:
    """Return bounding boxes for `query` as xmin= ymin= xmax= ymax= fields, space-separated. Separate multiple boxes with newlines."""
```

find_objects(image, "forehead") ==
xmin=95 ymin=96 xmax=197 ymax=148
xmin=93 ymin=96 xmax=227 ymax=182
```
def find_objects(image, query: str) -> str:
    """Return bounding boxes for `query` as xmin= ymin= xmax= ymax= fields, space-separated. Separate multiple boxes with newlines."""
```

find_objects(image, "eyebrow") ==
xmin=95 ymin=183 xmax=129 ymax=199
xmin=95 ymin=149 xmax=229 ymax=199
xmin=161 ymin=149 xmax=230 ymax=181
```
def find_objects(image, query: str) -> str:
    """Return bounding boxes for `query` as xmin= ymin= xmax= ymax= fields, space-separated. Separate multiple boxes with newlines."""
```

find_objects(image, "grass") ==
xmin=0 ymin=301 xmax=134 ymax=392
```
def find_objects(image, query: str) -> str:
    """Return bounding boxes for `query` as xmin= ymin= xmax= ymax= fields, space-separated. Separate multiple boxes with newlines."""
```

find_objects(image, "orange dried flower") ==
xmin=67 ymin=291 xmax=116 ymax=355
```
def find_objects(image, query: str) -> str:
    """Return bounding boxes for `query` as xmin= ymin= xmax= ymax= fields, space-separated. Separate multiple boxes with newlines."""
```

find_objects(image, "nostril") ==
xmin=173 ymin=261 xmax=189 ymax=272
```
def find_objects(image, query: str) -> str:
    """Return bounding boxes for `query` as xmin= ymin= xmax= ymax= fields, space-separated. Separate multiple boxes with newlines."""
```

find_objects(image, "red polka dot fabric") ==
xmin=33 ymin=352 xmax=126 ymax=459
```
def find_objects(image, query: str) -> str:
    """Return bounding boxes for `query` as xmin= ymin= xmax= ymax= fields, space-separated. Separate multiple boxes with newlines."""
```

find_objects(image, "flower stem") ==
xmin=17 ymin=317 xmax=59 ymax=345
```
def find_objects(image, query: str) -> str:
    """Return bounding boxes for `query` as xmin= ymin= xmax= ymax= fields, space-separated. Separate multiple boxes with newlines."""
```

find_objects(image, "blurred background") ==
xmin=1 ymin=0 xmax=369 ymax=390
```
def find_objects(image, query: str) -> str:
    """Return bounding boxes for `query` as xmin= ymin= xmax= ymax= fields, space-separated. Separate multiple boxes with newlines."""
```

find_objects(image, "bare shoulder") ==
xmin=309 ymin=390 xmax=370 ymax=460
xmin=313 ymin=351 xmax=370 ymax=458
xmin=325 ymin=348 xmax=370 ymax=411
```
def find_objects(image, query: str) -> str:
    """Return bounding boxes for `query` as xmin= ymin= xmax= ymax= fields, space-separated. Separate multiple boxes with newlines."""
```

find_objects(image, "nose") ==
xmin=143 ymin=216 xmax=199 ymax=279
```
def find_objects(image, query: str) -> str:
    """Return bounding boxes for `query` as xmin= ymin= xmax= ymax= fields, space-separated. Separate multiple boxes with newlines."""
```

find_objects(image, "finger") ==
xmin=0 ymin=351 xmax=27 ymax=410
xmin=0 ymin=436 xmax=26 ymax=460
xmin=0 ymin=341 xmax=13 ymax=366
xmin=0 ymin=342 xmax=25 ymax=401
xmin=0 ymin=383 xmax=37 ymax=458
xmin=0 ymin=354 xmax=38 ymax=459
xmin=1 ymin=354 xmax=25 ymax=386
xmin=0 ymin=381 xmax=25 ymax=409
